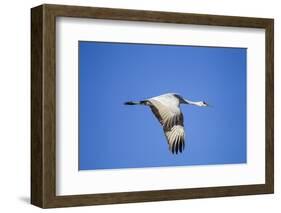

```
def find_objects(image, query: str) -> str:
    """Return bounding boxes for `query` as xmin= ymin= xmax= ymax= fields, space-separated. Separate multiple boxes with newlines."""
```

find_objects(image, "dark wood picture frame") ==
xmin=31 ymin=4 xmax=274 ymax=208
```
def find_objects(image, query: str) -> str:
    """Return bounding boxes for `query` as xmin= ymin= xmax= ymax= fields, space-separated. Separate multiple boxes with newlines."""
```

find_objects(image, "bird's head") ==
xmin=197 ymin=101 xmax=209 ymax=107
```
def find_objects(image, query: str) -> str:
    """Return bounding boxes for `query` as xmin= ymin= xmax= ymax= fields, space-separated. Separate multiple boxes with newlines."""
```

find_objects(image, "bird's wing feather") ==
xmin=148 ymin=99 xmax=182 ymax=129
xmin=148 ymin=99 xmax=185 ymax=154
xmin=164 ymin=125 xmax=185 ymax=154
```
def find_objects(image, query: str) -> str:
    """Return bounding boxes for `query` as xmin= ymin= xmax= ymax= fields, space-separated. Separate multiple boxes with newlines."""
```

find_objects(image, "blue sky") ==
xmin=79 ymin=41 xmax=247 ymax=170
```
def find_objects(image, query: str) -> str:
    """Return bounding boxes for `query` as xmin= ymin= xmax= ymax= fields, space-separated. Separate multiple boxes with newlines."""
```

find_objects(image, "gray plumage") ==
xmin=125 ymin=93 xmax=208 ymax=154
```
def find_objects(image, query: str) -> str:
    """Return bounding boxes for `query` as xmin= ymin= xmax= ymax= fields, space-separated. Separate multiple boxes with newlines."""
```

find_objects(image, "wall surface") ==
xmin=0 ymin=0 xmax=279 ymax=212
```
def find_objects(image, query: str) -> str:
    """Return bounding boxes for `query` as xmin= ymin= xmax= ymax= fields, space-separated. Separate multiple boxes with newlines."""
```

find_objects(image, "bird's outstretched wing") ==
xmin=147 ymin=99 xmax=185 ymax=154
xmin=164 ymin=125 xmax=185 ymax=154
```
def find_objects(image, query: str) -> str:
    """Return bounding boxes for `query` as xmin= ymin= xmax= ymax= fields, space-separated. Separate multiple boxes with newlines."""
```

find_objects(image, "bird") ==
xmin=124 ymin=93 xmax=208 ymax=154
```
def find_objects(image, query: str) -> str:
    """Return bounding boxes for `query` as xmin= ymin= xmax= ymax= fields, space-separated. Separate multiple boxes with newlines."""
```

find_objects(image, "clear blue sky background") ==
xmin=79 ymin=41 xmax=247 ymax=170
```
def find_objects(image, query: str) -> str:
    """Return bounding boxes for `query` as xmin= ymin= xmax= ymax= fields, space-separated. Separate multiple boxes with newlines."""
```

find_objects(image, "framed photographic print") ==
xmin=31 ymin=4 xmax=274 ymax=208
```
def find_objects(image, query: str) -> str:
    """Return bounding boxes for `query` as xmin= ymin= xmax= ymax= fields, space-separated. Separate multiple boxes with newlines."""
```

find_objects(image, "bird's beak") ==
xmin=203 ymin=102 xmax=211 ymax=107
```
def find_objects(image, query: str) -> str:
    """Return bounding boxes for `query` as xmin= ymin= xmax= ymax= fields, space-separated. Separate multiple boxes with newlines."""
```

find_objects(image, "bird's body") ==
xmin=125 ymin=93 xmax=208 ymax=154
xmin=152 ymin=93 xmax=181 ymax=115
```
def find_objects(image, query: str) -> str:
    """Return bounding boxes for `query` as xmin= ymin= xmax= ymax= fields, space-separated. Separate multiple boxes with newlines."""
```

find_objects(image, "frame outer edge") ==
xmin=43 ymin=3 xmax=272 ymax=28
xmin=31 ymin=5 xmax=44 ymax=208
xmin=265 ymin=19 xmax=274 ymax=193
xmin=31 ymin=4 xmax=57 ymax=208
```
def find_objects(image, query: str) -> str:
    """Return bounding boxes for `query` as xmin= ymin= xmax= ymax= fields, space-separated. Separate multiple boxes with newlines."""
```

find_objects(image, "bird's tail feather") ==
xmin=124 ymin=101 xmax=147 ymax=105
xmin=124 ymin=101 xmax=141 ymax=105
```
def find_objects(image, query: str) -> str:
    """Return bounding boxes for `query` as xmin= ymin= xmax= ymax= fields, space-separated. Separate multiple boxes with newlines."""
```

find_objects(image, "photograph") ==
xmin=78 ymin=41 xmax=247 ymax=170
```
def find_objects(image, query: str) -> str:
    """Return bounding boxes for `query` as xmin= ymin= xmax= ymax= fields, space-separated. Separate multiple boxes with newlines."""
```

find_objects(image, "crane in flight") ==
xmin=124 ymin=93 xmax=208 ymax=154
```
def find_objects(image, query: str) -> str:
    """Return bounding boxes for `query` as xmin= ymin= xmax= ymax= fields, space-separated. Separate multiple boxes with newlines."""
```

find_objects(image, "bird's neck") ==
xmin=184 ymin=99 xmax=201 ymax=106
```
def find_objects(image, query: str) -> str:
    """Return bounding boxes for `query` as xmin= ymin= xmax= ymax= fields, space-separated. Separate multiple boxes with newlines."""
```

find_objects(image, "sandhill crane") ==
xmin=124 ymin=93 xmax=208 ymax=154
